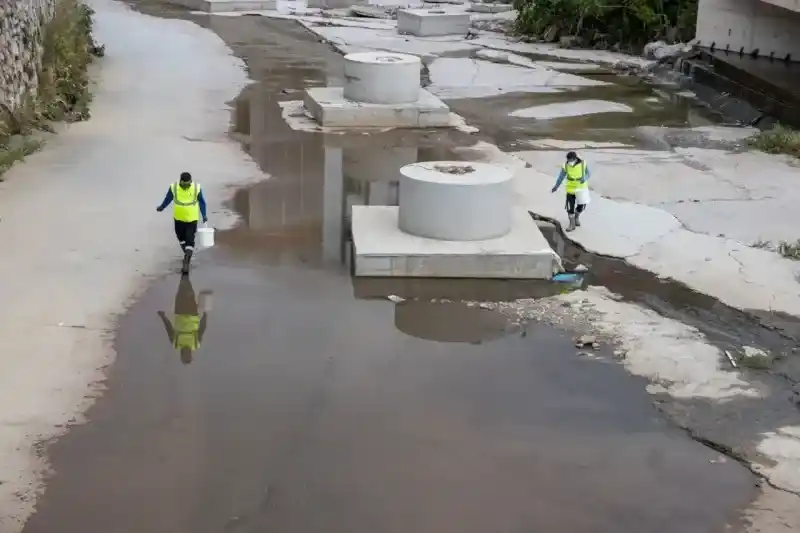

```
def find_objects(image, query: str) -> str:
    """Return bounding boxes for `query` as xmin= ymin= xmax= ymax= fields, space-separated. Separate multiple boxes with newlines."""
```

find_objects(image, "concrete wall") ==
xmin=759 ymin=0 xmax=800 ymax=12
xmin=0 ymin=0 xmax=57 ymax=113
xmin=697 ymin=0 xmax=800 ymax=58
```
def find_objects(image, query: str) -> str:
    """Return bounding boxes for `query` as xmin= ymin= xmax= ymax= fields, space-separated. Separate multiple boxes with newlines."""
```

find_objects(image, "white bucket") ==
xmin=197 ymin=225 xmax=215 ymax=249
xmin=575 ymin=188 xmax=591 ymax=206
xmin=198 ymin=290 xmax=213 ymax=312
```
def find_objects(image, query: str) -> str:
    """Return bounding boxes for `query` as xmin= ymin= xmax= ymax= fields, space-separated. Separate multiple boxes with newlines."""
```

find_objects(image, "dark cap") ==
xmin=566 ymin=151 xmax=578 ymax=161
xmin=179 ymin=172 xmax=192 ymax=182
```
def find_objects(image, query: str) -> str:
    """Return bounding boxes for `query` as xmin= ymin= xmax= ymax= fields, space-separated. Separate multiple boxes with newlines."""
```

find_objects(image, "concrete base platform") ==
xmin=397 ymin=9 xmax=471 ymax=36
xmin=469 ymin=2 xmax=513 ymax=12
xmin=352 ymin=206 xmax=559 ymax=278
xmin=304 ymin=87 xmax=451 ymax=128
xmin=189 ymin=0 xmax=277 ymax=12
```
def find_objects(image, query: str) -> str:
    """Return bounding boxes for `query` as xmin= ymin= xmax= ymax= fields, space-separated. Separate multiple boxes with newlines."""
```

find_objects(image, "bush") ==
xmin=0 ymin=0 xmax=102 ymax=178
xmin=513 ymin=0 xmax=698 ymax=51
xmin=39 ymin=0 xmax=104 ymax=122
xmin=747 ymin=124 xmax=800 ymax=158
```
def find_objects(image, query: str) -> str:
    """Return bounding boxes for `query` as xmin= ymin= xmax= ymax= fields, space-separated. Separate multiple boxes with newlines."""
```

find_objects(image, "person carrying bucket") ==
xmin=156 ymin=171 xmax=209 ymax=274
xmin=158 ymin=276 xmax=210 ymax=365
xmin=550 ymin=151 xmax=591 ymax=232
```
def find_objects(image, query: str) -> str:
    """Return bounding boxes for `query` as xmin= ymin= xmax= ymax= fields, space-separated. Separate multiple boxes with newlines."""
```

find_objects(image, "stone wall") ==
xmin=0 ymin=0 xmax=57 ymax=113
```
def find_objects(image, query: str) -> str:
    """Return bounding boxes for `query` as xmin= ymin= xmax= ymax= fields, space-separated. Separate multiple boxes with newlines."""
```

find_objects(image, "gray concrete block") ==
xmin=303 ymin=87 xmax=451 ymax=128
xmin=352 ymin=206 xmax=559 ymax=278
xmin=468 ymin=2 xmax=513 ymax=12
xmin=196 ymin=0 xmax=277 ymax=12
xmin=396 ymin=9 xmax=471 ymax=36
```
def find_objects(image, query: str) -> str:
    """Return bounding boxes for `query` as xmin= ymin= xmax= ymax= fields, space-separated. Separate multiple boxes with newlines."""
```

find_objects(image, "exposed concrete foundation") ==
xmin=303 ymin=51 xmax=452 ymax=128
xmin=468 ymin=2 xmax=513 ymax=12
xmin=303 ymin=87 xmax=451 ymax=127
xmin=176 ymin=0 xmax=277 ymax=12
xmin=398 ymin=161 xmax=513 ymax=241
xmin=343 ymin=52 xmax=421 ymax=104
xmin=397 ymin=9 xmax=471 ymax=36
xmin=351 ymin=206 xmax=559 ymax=278
xmin=307 ymin=0 xmax=363 ymax=8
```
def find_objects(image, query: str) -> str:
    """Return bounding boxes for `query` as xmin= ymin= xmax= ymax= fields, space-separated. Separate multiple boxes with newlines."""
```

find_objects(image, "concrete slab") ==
xmin=307 ymin=23 xmax=479 ymax=56
xmin=426 ymin=57 xmax=607 ymax=99
xmin=352 ymin=206 xmax=559 ymax=278
xmin=509 ymin=100 xmax=634 ymax=119
xmin=196 ymin=0 xmax=277 ymax=12
xmin=303 ymin=86 xmax=451 ymax=127
xmin=468 ymin=2 xmax=512 ymax=12
xmin=397 ymin=9 xmax=471 ymax=36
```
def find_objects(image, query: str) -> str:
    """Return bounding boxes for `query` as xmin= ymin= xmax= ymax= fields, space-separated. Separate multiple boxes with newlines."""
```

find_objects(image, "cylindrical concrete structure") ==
xmin=398 ymin=161 xmax=513 ymax=241
xmin=343 ymin=52 xmax=421 ymax=105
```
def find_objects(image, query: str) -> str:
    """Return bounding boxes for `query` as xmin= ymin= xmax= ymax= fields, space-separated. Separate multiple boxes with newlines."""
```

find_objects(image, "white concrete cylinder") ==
xmin=343 ymin=52 xmax=421 ymax=105
xmin=398 ymin=161 xmax=513 ymax=241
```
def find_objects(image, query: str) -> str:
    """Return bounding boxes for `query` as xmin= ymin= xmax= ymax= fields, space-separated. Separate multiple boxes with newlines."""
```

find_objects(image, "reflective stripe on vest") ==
xmin=563 ymin=162 xmax=587 ymax=194
xmin=174 ymin=314 xmax=200 ymax=350
xmin=171 ymin=182 xmax=201 ymax=222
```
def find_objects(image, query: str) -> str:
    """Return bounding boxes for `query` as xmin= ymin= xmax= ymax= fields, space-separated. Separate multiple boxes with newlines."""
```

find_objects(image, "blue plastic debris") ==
xmin=552 ymin=272 xmax=583 ymax=283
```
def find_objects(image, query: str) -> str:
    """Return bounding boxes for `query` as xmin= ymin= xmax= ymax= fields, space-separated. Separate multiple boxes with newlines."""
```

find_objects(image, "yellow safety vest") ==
xmin=171 ymin=182 xmax=201 ymax=222
xmin=563 ymin=162 xmax=587 ymax=194
xmin=173 ymin=314 xmax=200 ymax=350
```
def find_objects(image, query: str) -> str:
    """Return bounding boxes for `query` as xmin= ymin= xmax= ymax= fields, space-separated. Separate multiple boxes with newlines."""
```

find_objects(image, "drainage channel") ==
xmin=535 ymin=216 xmax=800 ymax=383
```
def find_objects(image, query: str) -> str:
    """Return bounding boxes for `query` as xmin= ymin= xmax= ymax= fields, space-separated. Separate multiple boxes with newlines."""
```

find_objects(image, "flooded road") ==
xmin=20 ymin=5 xmax=760 ymax=533
xmin=24 ymin=250 xmax=755 ymax=533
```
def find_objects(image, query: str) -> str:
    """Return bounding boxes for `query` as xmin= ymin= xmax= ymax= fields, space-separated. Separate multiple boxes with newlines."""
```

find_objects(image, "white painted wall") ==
xmin=696 ymin=0 xmax=800 ymax=58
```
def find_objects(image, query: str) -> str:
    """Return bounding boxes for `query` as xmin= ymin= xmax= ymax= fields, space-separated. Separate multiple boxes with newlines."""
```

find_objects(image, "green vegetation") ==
xmin=749 ymin=238 xmax=800 ymax=260
xmin=777 ymin=240 xmax=800 ymax=260
xmin=747 ymin=124 xmax=800 ymax=158
xmin=512 ymin=0 xmax=698 ymax=52
xmin=0 ymin=0 xmax=103 ymax=180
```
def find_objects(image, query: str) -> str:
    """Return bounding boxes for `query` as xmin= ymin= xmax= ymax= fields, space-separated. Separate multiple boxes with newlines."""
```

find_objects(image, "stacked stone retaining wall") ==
xmin=0 ymin=0 xmax=57 ymax=113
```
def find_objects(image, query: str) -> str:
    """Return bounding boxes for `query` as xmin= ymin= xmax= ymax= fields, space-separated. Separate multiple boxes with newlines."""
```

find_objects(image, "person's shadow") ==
xmin=158 ymin=276 xmax=211 ymax=365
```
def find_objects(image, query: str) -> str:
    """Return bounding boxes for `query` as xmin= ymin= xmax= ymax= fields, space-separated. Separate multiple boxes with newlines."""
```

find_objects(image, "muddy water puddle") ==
xmin=18 ymin=6 xmax=766 ymax=532
xmin=448 ymin=83 xmax=719 ymax=150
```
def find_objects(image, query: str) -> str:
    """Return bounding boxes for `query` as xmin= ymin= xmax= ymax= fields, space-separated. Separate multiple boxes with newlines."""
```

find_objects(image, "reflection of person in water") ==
xmin=158 ymin=276 xmax=210 ymax=364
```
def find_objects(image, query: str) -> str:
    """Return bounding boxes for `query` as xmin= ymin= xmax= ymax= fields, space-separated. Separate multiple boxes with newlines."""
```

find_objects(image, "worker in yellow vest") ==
xmin=156 ymin=171 xmax=208 ymax=274
xmin=158 ymin=276 xmax=209 ymax=365
xmin=550 ymin=151 xmax=591 ymax=232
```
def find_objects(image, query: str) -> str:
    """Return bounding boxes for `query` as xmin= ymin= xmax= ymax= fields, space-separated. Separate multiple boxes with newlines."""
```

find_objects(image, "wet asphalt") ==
xmin=21 ymin=5 xmax=760 ymax=533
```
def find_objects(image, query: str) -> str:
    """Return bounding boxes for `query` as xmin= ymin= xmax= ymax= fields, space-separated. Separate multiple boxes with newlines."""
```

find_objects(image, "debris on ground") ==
xmin=575 ymin=334 xmax=599 ymax=349
xmin=387 ymin=294 xmax=405 ymax=303
xmin=724 ymin=350 xmax=738 ymax=369
xmin=434 ymin=164 xmax=475 ymax=174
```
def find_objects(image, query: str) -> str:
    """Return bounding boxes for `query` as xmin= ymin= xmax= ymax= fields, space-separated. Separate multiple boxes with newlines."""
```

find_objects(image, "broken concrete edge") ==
xmin=239 ymin=9 xmax=651 ymax=75
xmin=533 ymin=198 xmax=800 ymax=317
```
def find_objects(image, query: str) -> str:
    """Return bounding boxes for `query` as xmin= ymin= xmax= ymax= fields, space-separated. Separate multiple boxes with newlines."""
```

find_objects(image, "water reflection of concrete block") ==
xmin=344 ymin=147 xmax=418 ymax=183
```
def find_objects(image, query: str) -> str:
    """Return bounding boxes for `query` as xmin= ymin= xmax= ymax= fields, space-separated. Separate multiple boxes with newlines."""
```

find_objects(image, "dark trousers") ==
xmin=565 ymin=193 xmax=586 ymax=216
xmin=174 ymin=220 xmax=198 ymax=250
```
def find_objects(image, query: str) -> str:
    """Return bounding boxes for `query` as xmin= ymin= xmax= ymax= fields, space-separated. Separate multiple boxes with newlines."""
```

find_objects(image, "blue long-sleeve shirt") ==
xmin=552 ymin=164 xmax=591 ymax=191
xmin=158 ymin=186 xmax=208 ymax=220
